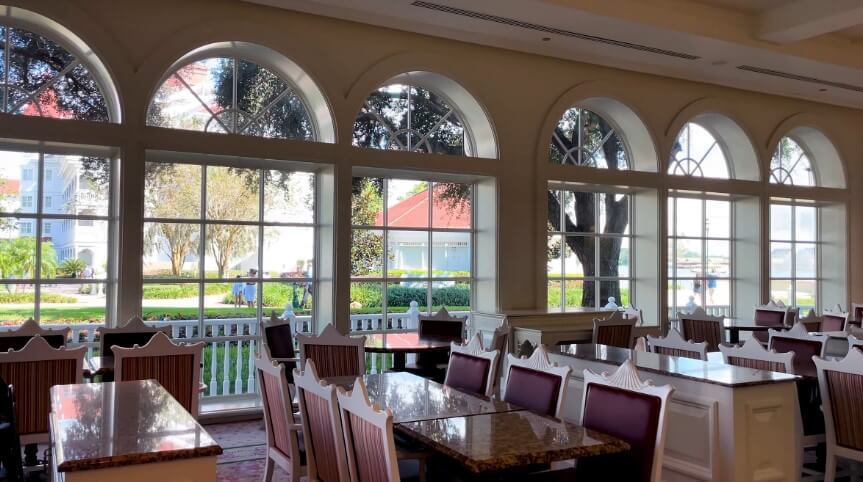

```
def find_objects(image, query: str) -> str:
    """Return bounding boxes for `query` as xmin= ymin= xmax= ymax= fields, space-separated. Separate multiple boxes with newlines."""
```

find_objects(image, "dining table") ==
xmin=723 ymin=317 xmax=785 ymax=344
xmin=362 ymin=332 xmax=454 ymax=371
xmin=324 ymin=371 xmax=630 ymax=477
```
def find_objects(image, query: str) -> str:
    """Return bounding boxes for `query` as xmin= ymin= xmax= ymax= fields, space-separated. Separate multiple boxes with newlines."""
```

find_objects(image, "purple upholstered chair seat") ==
xmin=444 ymin=352 xmax=491 ymax=396
xmin=771 ymin=337 xmax=822 ymax=376
xmin=503 ymin=365 xmax=562 ymax=417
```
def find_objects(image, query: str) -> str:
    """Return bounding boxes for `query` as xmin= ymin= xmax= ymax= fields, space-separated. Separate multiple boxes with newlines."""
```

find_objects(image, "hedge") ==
xmin=0 ymin=293 xmax=77 ymax=304
xmin=143 ymin=283 xmax=229 ymax=300
xmin=350 ymin=285 xmax=470 ymax=309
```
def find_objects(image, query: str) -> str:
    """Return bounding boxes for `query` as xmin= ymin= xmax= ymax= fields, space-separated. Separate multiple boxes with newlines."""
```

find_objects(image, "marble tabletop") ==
xmin=50 ymin=380 xmax=222 ymax=472
xmin=558 ymin=344 xmax=799 ymax=387
xmin=325 ymin=372 xmax=521 ymax=423
xmin=363 ymin=333 xmax=455 ymax=353
xmin=399 ymin=410 xmax=629 ymax=473
xmin=723 ymin=318 xmax=785 ymax=330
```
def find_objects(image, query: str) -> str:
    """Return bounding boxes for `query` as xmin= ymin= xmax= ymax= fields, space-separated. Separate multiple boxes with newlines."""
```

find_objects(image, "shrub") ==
xmin=0 ymin=292 xmax=77 ymax=304
xmin=143 ymin=283 xmax=229 ymax=300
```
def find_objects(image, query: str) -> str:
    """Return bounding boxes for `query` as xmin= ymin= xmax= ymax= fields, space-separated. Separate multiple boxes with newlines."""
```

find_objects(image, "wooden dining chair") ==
xmin=257 ymin=353 xmax=305 ymax=482
xmin=623 ymin=305 xmax=645 ymax=326
xmin=297 ymin=324 xmax=366 ymax=378
xmin=502 ymin=345 xmax=571 ymax=418
xmin=113 ymin=331 xmax=205 ymax=417
xmin=417 ymin=307 xmax=465 ymax=339
xmin=443 ymin=334 xmax=499 ymax=397
xmin=719 ymin=337 xmax=794 ymax=372
xmin=0 ymin=377 xmax=23 ymax=482
xmin=293 ymin=359 xmax=349 ymax=482
xmin=337 ymin=378 xmax=422 ymax=482
xmin=577 ymin=360 xmax=673 ymax=482
xmin=261 ymin=313 xmax=300 ymax=384
xmin=821 ymin=305 xmax=850 ymax=333
xmin=798 ymin=310 xmax=823 ymax=333
xmin=753 ymin=301 xmax=793 ymax=343
xmin=0 ymin=319 xmax=69 ymax=352
xmin=814 ymin=347 xmax=863 ymax=481
xmin=489 ymin=321 xmax=509 ymax=390
xmin=678 ymin=307 xmax=724 ymax=352
xmin=851 ymin=303 xmax=863 ymax=325
xmin=592 ymin=311 xmax=636 ymax=348
xmin=646 ymin=328 xmax=708 ymax=361
xmin=768 ymin=323 xmax=827 ymax=377
xmin=98 ymin=316 xmax=170 ymax=357
xmin=0 ymin=336 xmax=85 ymax=446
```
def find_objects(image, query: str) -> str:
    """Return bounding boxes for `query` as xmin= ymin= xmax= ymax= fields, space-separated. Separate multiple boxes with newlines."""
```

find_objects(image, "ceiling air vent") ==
xmin=410 ymin=1 xmax=700 ymax=61
xmin=737 ymin=65 xmax=863 ymax=94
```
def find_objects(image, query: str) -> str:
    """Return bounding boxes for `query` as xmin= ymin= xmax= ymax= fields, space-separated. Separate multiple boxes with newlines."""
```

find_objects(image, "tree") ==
xmin=60 ymin=258 xmax=86 ymax=278
xmin=350 ymin=178 xmax=384 ymax=276
xmin=0 ymin=237 xmax=57 ymax=286
xmin=205 ymin=167 xmax=260 ymax=278
xmin=144 ymin=164 xmax=201 ymax=276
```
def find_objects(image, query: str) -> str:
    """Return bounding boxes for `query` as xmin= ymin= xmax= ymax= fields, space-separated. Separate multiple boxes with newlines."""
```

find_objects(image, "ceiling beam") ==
xmin=758 ymin=0 xmax=863 ymax=43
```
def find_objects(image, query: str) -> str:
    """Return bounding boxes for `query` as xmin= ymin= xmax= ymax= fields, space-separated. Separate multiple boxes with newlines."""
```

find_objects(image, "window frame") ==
xmin=769 ymin=136 xmax=817 ymax=187
xmin=549 ymin=107 xmax=631 ymax=170
xmin=769 ymin=198 xmax=821 ymax=311
xmin=668 ymin=122 xmax=734 ymax=179
xmin=349 ymin=177 xmax=476 ymax=331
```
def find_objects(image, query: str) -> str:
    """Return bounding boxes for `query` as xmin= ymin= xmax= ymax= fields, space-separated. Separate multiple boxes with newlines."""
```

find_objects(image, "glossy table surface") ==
xmin=400 ymin=410 xmax=629 ymax=474
xmin=50 ymin=380 xmax=222 ymax=472
xmin=723 ymin=318 xmax=785 ymax=330
xmin=558 ymin=344 xmax=799 ymax=387
xmin=325 ymin=372 xmax=521 ymax=423
xmin=362 ymin=332 xmax=455 ymax=352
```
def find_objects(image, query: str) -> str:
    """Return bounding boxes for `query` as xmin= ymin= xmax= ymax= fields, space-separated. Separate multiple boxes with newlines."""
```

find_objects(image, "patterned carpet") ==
xmin=208 ymin=420 xmax=290 ymax=482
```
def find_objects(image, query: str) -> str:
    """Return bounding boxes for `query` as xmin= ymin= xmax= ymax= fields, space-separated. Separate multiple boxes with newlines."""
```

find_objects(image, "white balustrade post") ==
xmin=247 ymin=323 xmax=256 ymax=394
xmin=407 ymin=301 xmax=420 ymax=330
xmin=86 ymin=327 xmax=96 ymax=358
xmin=234 ymin=322 xmax=244 ymax=394
xmin=171 ymin=324 xmax=180 ymax=339
xmin=208 ymin=323 xmax=218 ymax=397
xmin=222 ymin=323 xmax=231 ymax=395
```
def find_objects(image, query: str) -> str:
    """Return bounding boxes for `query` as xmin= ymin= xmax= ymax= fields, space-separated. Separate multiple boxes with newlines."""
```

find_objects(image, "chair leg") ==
xmin=263 ymin=457 xmax=275 ymax=482
xmin=824 ymin=450 xmax=837 ymax=482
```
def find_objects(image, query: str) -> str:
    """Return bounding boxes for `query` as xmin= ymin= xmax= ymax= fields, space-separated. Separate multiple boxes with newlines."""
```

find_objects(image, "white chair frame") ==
xmin=503 ymin=345 xmax=571 ymax=418
xmin=756 ymin=301 xmax=794 ymax=327
xmin=623 ymin=305 xmax=645 ymax=326
xmin=798 ymin=309 xmax=823 ymax=331
xmin=822 ymin=305 xmax=850 ymax=333
xmin=297 ymin=323 xmax=366 ymax=375
xmin=257 ymin=353 xmax=304 ymax=482
xmin=293 ymin=359 xmax=349 ymax=482
xmin=0 ymin=318 xmax=70 ymax=343
xmin=592 ymin=310 xmax=637 ymax=347
xmin=418 ymin=307 xmax=466 ymax=338
xmin=112 ymin=331 xmax=205 ymax=417
xmin=581 ymin=360 xmax=674 ymax=482
xmin=647 ymin=328 xmax=708 ymax=360
xmin=0 ymin=335 xmax=86 ymax=444
xmin=260 ymin=313 xmax=300 ymax=365
xmin=337 ymin=377 xmax=401 ymax=482
xmin=767 ymin=323 xmax=828 ymax=361
xmin=849 ymin=335 xmax=863 ymax=352
xmin=444 ymin=334 xmax=499 ymax=397
xmin=678 ymin=307 xmax=724 ymax=349
xmin=718 ymin=337 xmax=794 ymax=373
xmin=814 ymin=347 xmax=863 ymax=481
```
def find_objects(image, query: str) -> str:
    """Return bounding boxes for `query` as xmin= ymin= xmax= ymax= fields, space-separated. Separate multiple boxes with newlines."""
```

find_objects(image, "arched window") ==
xmin=668 ymin=122 xmax=729 ymax=179
xmin=770 ymin=137 xmax=814 ymax=186
xmin=549 ymin=107 xmax=628 ymax=169
xmin=353 ymin=84 xmax=467 ymax=155
xmin=148 ymin=57 xmax=314 ymax=140
xmin=0 ymin=25 xmax=110 ymax=121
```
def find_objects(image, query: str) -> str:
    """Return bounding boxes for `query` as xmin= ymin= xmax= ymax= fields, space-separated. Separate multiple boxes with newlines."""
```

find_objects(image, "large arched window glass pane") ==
xmin=549 ymin=108 xmax=628 ymax=169
xmin=148 ymin=57 xmax=314 ymax=140
xmin=353 ymin=84 xmax=466 ymax=155
xmin=0 ymin=26 xmax=109 ymax=121
xmin=668 ymin=122 xmax=729 ymax=179
xmin=770 ymin=137 xmax=815 ymax=186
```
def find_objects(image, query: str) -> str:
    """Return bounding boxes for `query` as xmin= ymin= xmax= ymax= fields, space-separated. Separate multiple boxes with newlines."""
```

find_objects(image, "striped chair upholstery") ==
xmin=113 ymin=332 xmax=204 ymax=417
xmin=119 ymin=354 xmax=195 ymax=411
xmin=770 ymin=336 xmax=824 ymax=376
xmin=680 ymin=318 xmax=723 ymax=352
xmin=0 ymin=336 xmax=85 ymax=444
xmin=654 ymin=347 xmax=702 ymax=360
xmin=261 ymin=369 xmax=296 ymax=457
xmin=303 ymin=345 xmax=361 ymax=379
xmin=337 ymin=378 xmax=400 ymax=482
xmin=294 ymin=359 xmax=348 ymax=482
xmin=593 ymin=311 xmax=636 ymax=349
xmin=825 ymin=370 xmax=863 ymax=450
xmin=727 ymin=356 xmax=788 ymax=372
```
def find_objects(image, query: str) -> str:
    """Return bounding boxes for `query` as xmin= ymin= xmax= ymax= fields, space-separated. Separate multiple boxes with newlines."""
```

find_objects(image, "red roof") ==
xmin=376 ymin=185 xmax=471 ymax=228
xmin=0 ymin=180 xmax=19 ymax=195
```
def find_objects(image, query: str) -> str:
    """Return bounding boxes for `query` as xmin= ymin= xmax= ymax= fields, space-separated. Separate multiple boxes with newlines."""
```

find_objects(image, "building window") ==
xmin=148 ymin=57 xmax=314 ymax=140
xmin=0 ymin=25 xmax=109 ymax=121
xmin=45 ymin=169 xmax=53 ymax=181
xmin=549 ymin=108 xmax=628 ymax=169
xmin=547 ymin=189 xmax=632 ymax=310
xmin=667 ymin=195 xmax=733 ymax=317
xmin=0 ymin=149 xmax=113 ymax=325
xmin=350 ymin=177 xmax=473 ymax=330
xmin=770 ymin=137 xmax=815 ymax=186
xmin=353 ymin=85 xmax=467 ymax=155
xmin=142 ymin=161 xmax=317 ymax=336
xmin=770 ymin=200 xmax=818 ymax=311
xmin=668 ymin=122 xmax=730 ymax=179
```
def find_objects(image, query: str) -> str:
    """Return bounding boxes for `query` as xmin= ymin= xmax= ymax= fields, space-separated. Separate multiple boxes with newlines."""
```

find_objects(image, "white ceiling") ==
xmin=243 ymin=0 xmax=863 ymax=109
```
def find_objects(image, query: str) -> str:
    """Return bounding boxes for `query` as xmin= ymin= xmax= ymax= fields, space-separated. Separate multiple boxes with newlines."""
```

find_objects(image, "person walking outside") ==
xmin=243 ymin=269 xmax=258 ymax=308
xmin=232 ymin=275 xmax=244 ymax=308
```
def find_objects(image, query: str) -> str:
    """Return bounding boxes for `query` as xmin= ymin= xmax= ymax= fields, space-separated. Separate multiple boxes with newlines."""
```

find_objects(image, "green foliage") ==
xmin=0 ymin=292 xmax=76 ymax=304
xmin=350 ymin=284 xmax=470 ymax=309
xmin=351 ymin=178 xmax=385 ymax=275
xmin=59 ymin=258 xmax=86 ymax=278
xmin=0 ymin=237 xmax=58 ymax=279
xmin=142 ymin=284 xmax=230 ymax=300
